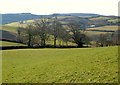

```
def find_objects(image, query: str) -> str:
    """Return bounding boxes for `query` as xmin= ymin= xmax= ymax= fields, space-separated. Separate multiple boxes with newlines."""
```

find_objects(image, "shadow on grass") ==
xmin=1 ymin=45 xmax=90 ymax=50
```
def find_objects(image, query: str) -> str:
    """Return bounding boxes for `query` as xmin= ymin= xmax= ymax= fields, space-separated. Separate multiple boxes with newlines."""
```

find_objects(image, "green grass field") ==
xmin=84 ymin=31 xmax=113 ymax=36
xmin=6 ymin=21 xmax=29 ymax=27
xmin=89 ymin=16 xmax=113 ymax=21
xmin=0 ymin=41 xmax=26 ymax=46
xmin=84 ymin=26 xmax=118 ymax=36
xmin=86 ymin=26 xmax=118 ymax=31
xmin=2 ymin=46 xmax=118 ymax=83
xmin=0 ymin=25 xmax=18 ymax=33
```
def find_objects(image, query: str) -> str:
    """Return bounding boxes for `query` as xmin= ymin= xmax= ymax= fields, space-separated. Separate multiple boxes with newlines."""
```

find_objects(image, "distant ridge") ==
xmin=1 ymin=13 xmax=40 ymax=24
xmin=1 ymin=13 xmax=100 ymax=24
xmin=52 ymin=13 xmax=100 ymax=17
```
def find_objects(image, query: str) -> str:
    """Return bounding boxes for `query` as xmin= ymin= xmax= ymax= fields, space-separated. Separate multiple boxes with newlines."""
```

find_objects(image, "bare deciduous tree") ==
xmin=34 ymin=17 xmax=49 ymax=46
xmin=68 ymin=21 xmax=84 ymax=47
xmin=26 ymin=24 xmax=35 ymax=47
xmin=51 ymin=16 xmax=63 ymax=47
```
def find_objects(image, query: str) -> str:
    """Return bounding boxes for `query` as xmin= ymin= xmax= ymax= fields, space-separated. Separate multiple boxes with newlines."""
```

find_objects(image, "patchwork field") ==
xmin=2 ymin=46 xmax=118 ymax=83
xmin=84 ymin=26 xmax=118 ymax=36
xmin=2 ymin=25 xmax=114 ymax=41
xmin=84 ymin=31 xmax=113 ymax=36
xmin=86 ymin=26 xmax=118 ymax=31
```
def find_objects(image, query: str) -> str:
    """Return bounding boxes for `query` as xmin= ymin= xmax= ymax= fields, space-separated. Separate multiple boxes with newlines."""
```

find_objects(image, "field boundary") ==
xmin=0 ymin=45 xmax=92 ymax=50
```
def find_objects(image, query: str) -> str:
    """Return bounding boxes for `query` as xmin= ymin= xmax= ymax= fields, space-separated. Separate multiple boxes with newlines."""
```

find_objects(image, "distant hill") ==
xmin=1 ymin=13 xmax=40 ymax=24
xmin=1 ymin=13 xmax=119 ymax=43
xmin=0 ymin=30 xmax=17 ymax=41
xmin=1 ymin=13 xmax=100 ymax=24
xmin=53 ymin=13 xmax=100 ymax=17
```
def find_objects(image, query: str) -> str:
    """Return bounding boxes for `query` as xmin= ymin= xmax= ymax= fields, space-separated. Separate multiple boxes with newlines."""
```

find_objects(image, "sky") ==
xmin=0 ymin=0 xmax=119 ymax=16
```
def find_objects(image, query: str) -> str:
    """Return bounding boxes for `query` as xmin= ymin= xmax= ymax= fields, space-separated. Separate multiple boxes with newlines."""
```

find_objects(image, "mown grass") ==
xmin=0 ymin=41 xmax=26 ymax=46
xmin=2 ymin=46 xmax=118 ymax=83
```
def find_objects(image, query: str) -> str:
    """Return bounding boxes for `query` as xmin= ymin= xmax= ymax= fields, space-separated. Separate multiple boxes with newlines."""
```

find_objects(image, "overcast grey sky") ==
xmin=0 ymin=0 xmax=119 ymax=15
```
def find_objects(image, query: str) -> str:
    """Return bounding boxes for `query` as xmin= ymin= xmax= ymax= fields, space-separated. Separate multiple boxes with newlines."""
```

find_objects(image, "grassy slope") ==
xmin=108 ymin=19 xmax=119 ymax=23
xmin=89 ymin=16 xmax=111 ymax=20
xmin=6 ymin=22 xmax=27 ymax=27
xmin=0 ymin=25 xmax=18 ymax=33
xmin=1 ymin=22 xmax=118 ymax=46
xmin=4 ymin=17 xmax=118 ymax=37
xmin=0 ymin=41 xmax=26 ymax=46
xmin=2 ymin=46 xmax=118 ymax=83
xmin=1 ymin=25 xmax=75 ymax=46
xmin=84 ymin=26 xmax=118 ymax=36
xmin=84 ymin=31 xmax=111 ymax=36
xmin=86 ymin=26 xmax=118 ymax=31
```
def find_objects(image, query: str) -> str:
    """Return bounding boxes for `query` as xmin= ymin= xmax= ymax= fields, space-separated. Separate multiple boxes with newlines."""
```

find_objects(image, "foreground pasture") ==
xmin=2 ymin=46 xmax=118 ymax=83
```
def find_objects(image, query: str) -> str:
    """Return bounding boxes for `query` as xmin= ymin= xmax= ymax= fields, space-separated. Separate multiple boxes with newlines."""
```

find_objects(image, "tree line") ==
xmin=90 ymin=30 xmax=120 ymax=47
xmin=17 ymin=16 xmax=120 ymax=48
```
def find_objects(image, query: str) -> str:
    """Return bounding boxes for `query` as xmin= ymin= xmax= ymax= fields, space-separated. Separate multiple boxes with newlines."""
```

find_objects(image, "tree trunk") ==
xmin=77 ymin=43 xmax=83 ymax=48
xmin=43 ymin=39 xmax=46 ymax=47
xmin=41 ymin=39 xmax=46 ymax=47
xmin=59 ymin=40 xmax=61 ymax=46
xmin=66 ymin=42 xmax=68 ymax=46
xmin=54 ymin=37 xmax=57 ymax=47
xmin=28 ymin=34 xmax=32 ymax=47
